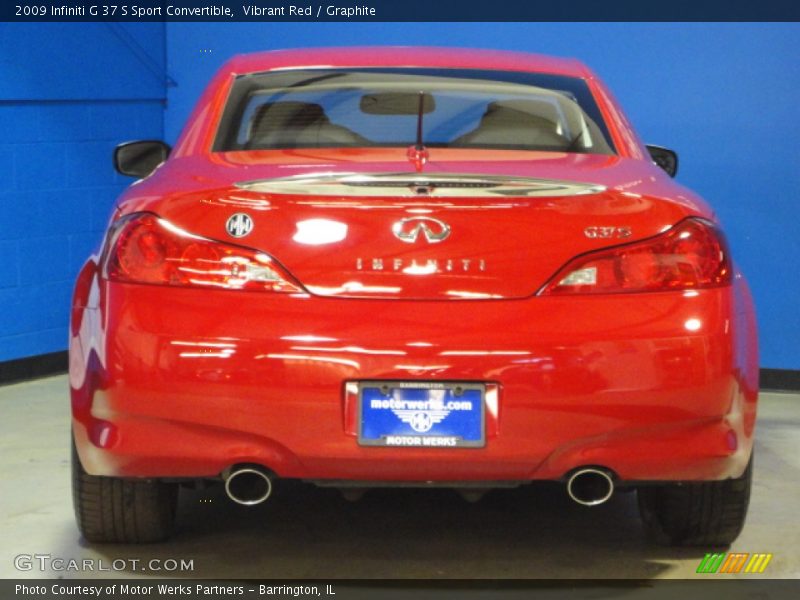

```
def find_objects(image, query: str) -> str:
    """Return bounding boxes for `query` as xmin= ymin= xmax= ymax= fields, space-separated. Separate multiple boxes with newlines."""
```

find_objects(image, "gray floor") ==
xmin=1 ymin=374 xmax=798 ymax=579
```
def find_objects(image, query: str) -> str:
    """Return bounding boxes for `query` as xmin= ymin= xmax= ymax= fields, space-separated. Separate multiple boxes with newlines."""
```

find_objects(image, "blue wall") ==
xmin=2 ymin=23 xmax=798 ymax=370
xmin=0 ymin=23 xmax=166 ymax=361
xmin=165 ymin=23 xmax=800 ymax=370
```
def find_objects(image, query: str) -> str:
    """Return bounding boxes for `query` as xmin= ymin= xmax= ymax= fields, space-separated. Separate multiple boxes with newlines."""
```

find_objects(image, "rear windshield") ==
xmin=213 ymin=68 xmax=615 ymax=155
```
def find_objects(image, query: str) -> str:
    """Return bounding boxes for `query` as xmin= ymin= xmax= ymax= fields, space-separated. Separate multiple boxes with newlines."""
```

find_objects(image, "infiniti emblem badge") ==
xmin=392 ymin=217 xmax=450 ymax=244
xmin=226 ymin=213 xmax=253 ymax=238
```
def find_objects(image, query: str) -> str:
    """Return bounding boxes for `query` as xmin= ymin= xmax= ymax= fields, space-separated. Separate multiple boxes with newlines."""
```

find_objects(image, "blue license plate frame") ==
xmin=357 ymin=381 xmax=485 ymax=448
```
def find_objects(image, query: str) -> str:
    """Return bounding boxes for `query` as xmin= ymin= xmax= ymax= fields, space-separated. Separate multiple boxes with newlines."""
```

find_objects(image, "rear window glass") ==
xmin=213 ymin=68 xmax=615 ymax=155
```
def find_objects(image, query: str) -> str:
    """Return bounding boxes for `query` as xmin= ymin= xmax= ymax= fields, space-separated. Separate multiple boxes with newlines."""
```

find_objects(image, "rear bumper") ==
xmin=70 ymin=273 xmax=758 ymax=484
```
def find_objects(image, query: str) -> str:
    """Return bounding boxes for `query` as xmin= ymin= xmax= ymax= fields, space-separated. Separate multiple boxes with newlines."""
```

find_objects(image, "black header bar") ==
xmin=3 ymin=0 xmax=800 ymax=22
xmin=4 ymin=580 xmax=800 ymax=600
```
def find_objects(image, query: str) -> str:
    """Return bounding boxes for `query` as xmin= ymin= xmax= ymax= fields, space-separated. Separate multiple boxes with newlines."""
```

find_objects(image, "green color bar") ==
xmin=697 ymin=553 xmax=725 ymax=574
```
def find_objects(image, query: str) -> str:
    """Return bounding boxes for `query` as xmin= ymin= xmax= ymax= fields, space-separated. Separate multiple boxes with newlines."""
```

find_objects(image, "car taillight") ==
xmin=539 ymin=218 xmax=732 ymax=295
xmin=104 ymin=213 xmax=301 ymax=293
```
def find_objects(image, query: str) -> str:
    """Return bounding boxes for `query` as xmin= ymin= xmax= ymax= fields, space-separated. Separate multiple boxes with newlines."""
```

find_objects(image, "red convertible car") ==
xmin=69 ymin=47 xmax=758 ymax=545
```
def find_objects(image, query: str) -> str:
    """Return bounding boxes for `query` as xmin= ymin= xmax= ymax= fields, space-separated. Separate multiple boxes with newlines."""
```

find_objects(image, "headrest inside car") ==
xmin=480 ymin=99 xmax=561 ymax=130
xmin=248 ymin=102 xmax=329 ymax=141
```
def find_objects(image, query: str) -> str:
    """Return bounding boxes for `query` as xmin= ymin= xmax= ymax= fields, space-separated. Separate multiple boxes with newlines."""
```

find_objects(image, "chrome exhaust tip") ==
xmin=566 ymin=468 xmax=614 ymax=506
xmin=224 ymin=468 xmax=273 ymax=506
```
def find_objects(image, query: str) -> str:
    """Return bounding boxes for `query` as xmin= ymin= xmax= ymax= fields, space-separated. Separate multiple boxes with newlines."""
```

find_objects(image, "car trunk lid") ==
xmin=129 ymin=151 xmax=700 ymax=300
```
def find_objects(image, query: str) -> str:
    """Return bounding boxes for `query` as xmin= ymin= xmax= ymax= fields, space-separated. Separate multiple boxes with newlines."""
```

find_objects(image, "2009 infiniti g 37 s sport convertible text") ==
xmin=69 ymin=47 xmax=758 ymax=545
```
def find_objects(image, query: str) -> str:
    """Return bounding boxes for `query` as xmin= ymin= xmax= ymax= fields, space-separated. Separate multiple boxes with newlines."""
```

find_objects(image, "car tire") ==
xmin=72 ymin=438 xmax=178 ymax=543
xmin=637 ymin=454 xmax=752 ymax=546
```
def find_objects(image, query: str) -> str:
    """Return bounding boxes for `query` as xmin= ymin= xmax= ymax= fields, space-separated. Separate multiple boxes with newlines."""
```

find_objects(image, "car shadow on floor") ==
xmin=83 ymin=481 xmax=711 ymax=579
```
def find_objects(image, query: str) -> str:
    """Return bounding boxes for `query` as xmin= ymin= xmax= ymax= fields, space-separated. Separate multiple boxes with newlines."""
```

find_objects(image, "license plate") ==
xmin=358 ymin=381 xmax=485 ymax=448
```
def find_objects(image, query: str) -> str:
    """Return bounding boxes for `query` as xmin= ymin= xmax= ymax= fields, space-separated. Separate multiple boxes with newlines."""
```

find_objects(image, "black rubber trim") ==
xmin=760 ymin=368 xmax=800 ymax=392
xmin=0 ymin=351 xmax=68 ymax=386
